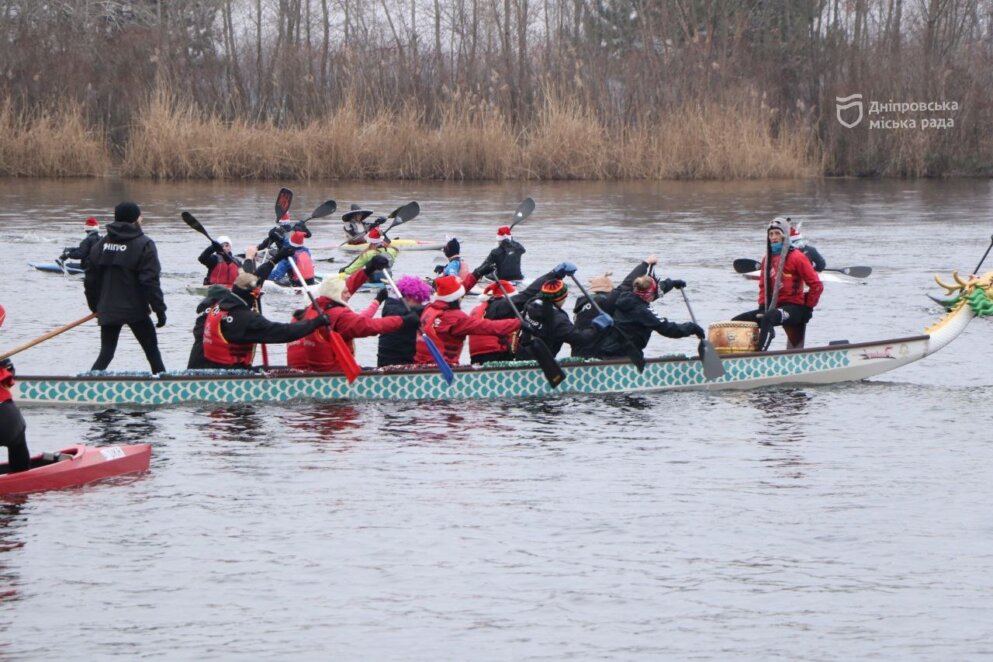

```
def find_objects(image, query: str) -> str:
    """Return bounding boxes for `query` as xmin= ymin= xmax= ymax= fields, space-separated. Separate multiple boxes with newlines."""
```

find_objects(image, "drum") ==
xmin=708 ymin=321 xmax=759 ymax=353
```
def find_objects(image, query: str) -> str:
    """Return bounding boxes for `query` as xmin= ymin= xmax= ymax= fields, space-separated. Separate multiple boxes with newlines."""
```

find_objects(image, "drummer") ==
xmin=1 ymin=304 xmax=30 ymax=473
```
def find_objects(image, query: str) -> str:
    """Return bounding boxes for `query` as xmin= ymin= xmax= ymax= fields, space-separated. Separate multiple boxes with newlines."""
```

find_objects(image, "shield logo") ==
xmin=836 ymin=94 xmax=864 ymax=128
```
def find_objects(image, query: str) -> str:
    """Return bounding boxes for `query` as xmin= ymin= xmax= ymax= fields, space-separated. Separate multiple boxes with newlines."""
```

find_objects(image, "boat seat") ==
xmin=40 ymin=452 xmax=74 ymax=463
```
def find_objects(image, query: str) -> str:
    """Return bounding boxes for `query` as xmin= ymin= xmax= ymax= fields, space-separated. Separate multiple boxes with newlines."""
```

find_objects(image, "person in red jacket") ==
xmin=414 ymin=274 xmax=521 ymax=365
xmin=287 ymin=257 xmax=419 ymax=371
xmin=733 ymin=217 xmax=823 ymax=349
xmin=1 ymin=303 xmax=31 ymax=473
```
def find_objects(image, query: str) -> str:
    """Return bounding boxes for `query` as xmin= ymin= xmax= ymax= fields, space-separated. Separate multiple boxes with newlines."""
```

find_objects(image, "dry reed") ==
xmin=0 ymin=101 xmax=108 ymax=177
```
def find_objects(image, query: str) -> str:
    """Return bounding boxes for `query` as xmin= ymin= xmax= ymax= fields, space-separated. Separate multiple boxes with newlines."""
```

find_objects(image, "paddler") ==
xmin=475 ymin=225 xmax=526 ymax=282
xmin=434 ymin=238 xmax=470 ymax=279
xmin=339 ymin=228 xmax=397 ymax=282
xmin=789 ymin=222 xmax=826 ymax=272
xmin=84 ymin=202 xmax=167 ymax=374
xmin=200 ymin=272 xmax=330 ymax=370
xmin=188 ymin=245 xmax=296 ymax=369
xmin=269 ymin=231 xmax=316 ymax=286
xmin=377 ymin=276 xmax=434 ymax=367
xmin=197 ymin=235 xmax=244 ymax=287
xmin=58 ymin=216 xmax=102 ymax=270
xmin=341 ymin=203 xmax=378 ymax=244
xmin=1 ymin=303 xmax=31 ymax=473
xmin=414 ymin=273 xmax=521 ymax=365
xmin=287 ymin=257 xmax=419 ymax=371
xmin=516 ymin=272 xmax=613 ymax=360
xmin=467 ymin=265 xmax=565 ymax=364
xmin=732 ymin=217 xmax=823 ymax=349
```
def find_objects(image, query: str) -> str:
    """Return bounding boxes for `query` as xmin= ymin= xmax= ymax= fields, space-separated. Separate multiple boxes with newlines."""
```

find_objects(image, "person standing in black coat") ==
xmin=84 ymin=202 xmax=167 ymax=374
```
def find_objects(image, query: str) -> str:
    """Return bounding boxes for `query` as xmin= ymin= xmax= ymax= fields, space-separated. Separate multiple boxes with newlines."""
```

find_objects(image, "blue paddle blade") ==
xmin=423 ymin=335 xmax=455 ymax=385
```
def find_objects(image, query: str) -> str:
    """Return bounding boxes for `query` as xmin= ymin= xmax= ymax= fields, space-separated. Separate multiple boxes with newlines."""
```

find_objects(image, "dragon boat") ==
xmin=13 ymin=272 xmax=992 ymax=407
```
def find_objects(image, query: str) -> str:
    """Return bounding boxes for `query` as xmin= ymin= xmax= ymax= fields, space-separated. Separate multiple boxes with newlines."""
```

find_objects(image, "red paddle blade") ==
xmin=329 ymin=330 xmax=361 ymax=383
xmin=275 ymin=188 xmax=293 ymax=221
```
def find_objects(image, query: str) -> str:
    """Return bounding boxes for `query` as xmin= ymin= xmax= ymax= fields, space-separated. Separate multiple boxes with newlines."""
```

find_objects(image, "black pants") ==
xmin=92 ymin=317 xmax=166 ymax=373
xmin=733 ymin=304 xmax=813 ymax=350
xmin=1 ymin=401 xmax=30 ymax=473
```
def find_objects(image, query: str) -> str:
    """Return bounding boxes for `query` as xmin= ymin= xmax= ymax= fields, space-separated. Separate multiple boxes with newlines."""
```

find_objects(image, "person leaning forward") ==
xmin=84 ymin=202 xmax=167 ymax=374
xmin=201 ymin=272 xmax=330 ymax=370
xmin=733 ymin=216 xmax=823 ymax=350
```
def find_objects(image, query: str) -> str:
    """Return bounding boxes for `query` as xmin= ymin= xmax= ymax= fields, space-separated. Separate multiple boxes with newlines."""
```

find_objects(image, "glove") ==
xmin=553 ymin=261 xmax=578 ymax=278
xmin=268 ymin=227 xmax=286 ymax=244
xmin=155 ymin=311 xmax=167 ymax=328
xmin=433 ymin=264 xmax=445 ymax=275
xmin=473 ymin=265 xmax=496 ymax=279
xmin=364 ymin=254 xmax=390 ymax=276
xmin=400 ymin=312 xmax=421 ymax=332
xmin=59 ymin=248 xmax=71 ymax=260
xmin=372 ymin=215 xmax=387 ymax=226
xmin=291 ymin=222 xmax=311 ymax=236
xmin=211 ymin=240 xmax=224 ymax=253
xmin=592 ymin=312 xmax=614 ymax=330
xmin=520 ymin=321 xmax=539 ymax=335
xmin=375 ymin=288 xmax=389 ymax=303
xmin=660 ymin=278 xmax=686 ymax=294
xmin=316 ymin=313 xmax=332 ymax=327
xmin=763 ymin=308 xmax=790 ymax=325
xmin=272 ymin=245 xmax=296 ymax=263
xmin=679 ymin=322 xmax=705 ymax=339
xmin=0 ymin=358 xmax=14 ymax=377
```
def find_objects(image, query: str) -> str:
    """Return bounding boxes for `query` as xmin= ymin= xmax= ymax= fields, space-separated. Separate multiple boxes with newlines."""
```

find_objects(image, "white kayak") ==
xmin=743 ymin=270 xmax=864 ymax=285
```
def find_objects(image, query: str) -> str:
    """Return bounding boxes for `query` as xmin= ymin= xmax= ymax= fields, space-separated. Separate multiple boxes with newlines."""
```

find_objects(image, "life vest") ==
xmin=0 ymin=365 xmax=14 ymax=404
xmin=467 ymin=300 xmax=507 ymax=358
xmin=415 ymin=304 xmax=463 ymax=364
xmin=288 ymin=303 xmax=352 ymax=371
xmin=286 ymin=311 xmax=310 ymax=369
xmin=202 ymin=306 xmax=256 ymax=366
xmin=290 ymin=250 xmax=316 ymax=284
xmin=208 ymin=259 xmax=239 ymax=286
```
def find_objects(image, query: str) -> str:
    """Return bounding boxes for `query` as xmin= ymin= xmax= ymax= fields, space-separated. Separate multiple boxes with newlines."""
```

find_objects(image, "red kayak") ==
xmin=0 ymin=444 xmax=151 ymax=496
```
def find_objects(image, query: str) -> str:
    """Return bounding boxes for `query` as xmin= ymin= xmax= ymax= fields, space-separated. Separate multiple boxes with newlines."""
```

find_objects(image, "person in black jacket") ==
xmin=58 ymin=217 xmax=102 ymax=270
xmin=84 ymin=202 xmax=167 ymax=374
xmin=475 ymin=226 xmax=526 ymax=281
xmin=376 ymin=275 xmax=433 ymax=367
xmin=516 ymin=272 xmax=614 ymax=360
xmin=789 ymin=223 xmax=826 ymax=272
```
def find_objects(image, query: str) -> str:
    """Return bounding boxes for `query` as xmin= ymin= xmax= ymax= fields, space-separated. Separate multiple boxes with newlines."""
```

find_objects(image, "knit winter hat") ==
xmin=482 ymin=280 xmax=517 ymax=298
xmin=767 ymin=216 xmax=790 ymax=236
xmin=433 ymin=275 xmax=466 ymax=302
xmin=317 ymin=276 xmax=348 ymax=305
xmin=289 ymin=231 xmax=306 ymax=247
xmin=367 ymin=228 xmax=384 ymax=245
xmin=84 ymin=217 xmax=99 ymax=231
xmin=114 ymin=202 xmax=141 ymax=224
xmin=395 ymin=275 xmax=433 ymax=304
xmin=588 ymin=272 xmax=614 ymax=294
xmin=443 ymin=238 xmax=460 ymax=258
xmin=216 ymin=235 xmax=232 ymax=246
xmin=539 ymin=279 xmax=568 ymax=302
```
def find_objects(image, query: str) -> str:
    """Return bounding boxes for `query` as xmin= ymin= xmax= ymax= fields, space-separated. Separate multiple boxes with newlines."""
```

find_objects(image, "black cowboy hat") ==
xmin=342 ymin=203 xmax=374 ymax=223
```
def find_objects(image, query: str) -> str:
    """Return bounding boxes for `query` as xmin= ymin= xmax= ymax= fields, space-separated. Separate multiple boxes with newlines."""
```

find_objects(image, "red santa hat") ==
xmin=280 ymin=213 xmax=291 ymax=223
xmin=367 ymin=228 xmax=385 ymax=245
xmin=84 ymin=217 xmax=99 ymax=229
xmin=789 ymin=222 xmax=803 ymax=240
xmin=433 ymin=275 xmax=466 ymax=302
xmin=482 ymin=280 xmax=517 ymax=299
xmin=289 ymin=231 xmax=306 ymax=247
xmin=497 ymin=226 xmax=512 ymax=238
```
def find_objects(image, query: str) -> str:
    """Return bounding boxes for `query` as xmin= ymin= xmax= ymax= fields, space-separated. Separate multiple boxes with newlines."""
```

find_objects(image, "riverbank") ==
xmin=2 ymin=94 xmax=816 ymax=181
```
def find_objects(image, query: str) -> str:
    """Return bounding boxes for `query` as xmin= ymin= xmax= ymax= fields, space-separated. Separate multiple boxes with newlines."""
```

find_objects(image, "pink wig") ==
xmin=395 ymin=275 xmax=433 ymax=304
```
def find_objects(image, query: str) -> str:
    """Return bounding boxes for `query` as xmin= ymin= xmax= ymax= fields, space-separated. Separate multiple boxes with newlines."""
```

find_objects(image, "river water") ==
xmin=1 ymin=177 xmax=991 ymax=659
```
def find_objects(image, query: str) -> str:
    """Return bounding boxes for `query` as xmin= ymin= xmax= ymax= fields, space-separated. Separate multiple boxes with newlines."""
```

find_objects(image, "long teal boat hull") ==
xmin=13 ymin=271 xmax=992 ymax=406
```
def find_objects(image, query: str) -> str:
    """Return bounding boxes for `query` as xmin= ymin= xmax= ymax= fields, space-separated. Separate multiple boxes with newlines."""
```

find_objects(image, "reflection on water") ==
xmin=86 ymin=408 xmax=160 ymax=446
xmin=0 ymin=502 xmax=24 ymax=605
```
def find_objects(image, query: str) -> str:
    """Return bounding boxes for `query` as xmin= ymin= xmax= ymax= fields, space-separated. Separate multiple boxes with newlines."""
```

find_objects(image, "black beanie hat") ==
xmin=444 ymin=238 xmax=460 ymax=258
xmin=115 ymin=201 xmax=142 ymax=224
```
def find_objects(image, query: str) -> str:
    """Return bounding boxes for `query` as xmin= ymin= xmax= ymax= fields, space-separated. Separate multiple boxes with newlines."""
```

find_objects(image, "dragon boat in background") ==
xmin=13 ymin=272 xmax=991 ymax=407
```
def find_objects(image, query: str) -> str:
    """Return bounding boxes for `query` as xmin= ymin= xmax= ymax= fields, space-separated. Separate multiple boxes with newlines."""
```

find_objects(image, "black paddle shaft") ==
xmin=973 ymin=235 xmax=993 ymax=275
xmin=491 ymin=277 xmax=565 ymax=388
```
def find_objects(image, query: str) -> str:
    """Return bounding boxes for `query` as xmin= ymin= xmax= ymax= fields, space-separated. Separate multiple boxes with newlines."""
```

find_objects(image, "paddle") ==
xmin=733 ymin=257 xmax=872 ymax=279
xmin=972 ymin=234 xmax=993 ymax=275
xmin=678 ymin=289 xmax=726 ymax=380
xmin=336 ymin=201 xmax=420 ymax=248
xmin=567 ymin=274 xmax=646 ymax=372
xmin=298 ymin=199 xmax=337 ymax=225
xmin=286 ymin=257 xmax=361 ymax=383
xmin=509 ymin=197 xmax=535 ymax=230
xmin=759 ymin=228 xmax=790 ymax=352
xmin=275 ymin=187 xmax=293 ymax=221
xmin=381 ymin=270 xmax=455 ymax=385
xmin=0 ymin=313 xmax=96 ymax=361
xmin=490 ymin=277 xmax=565 ymax=388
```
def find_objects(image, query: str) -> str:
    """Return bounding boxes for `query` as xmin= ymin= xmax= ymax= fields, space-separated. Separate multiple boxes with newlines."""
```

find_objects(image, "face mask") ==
xmin=770 ymin=241 xmax=783 ymax=255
